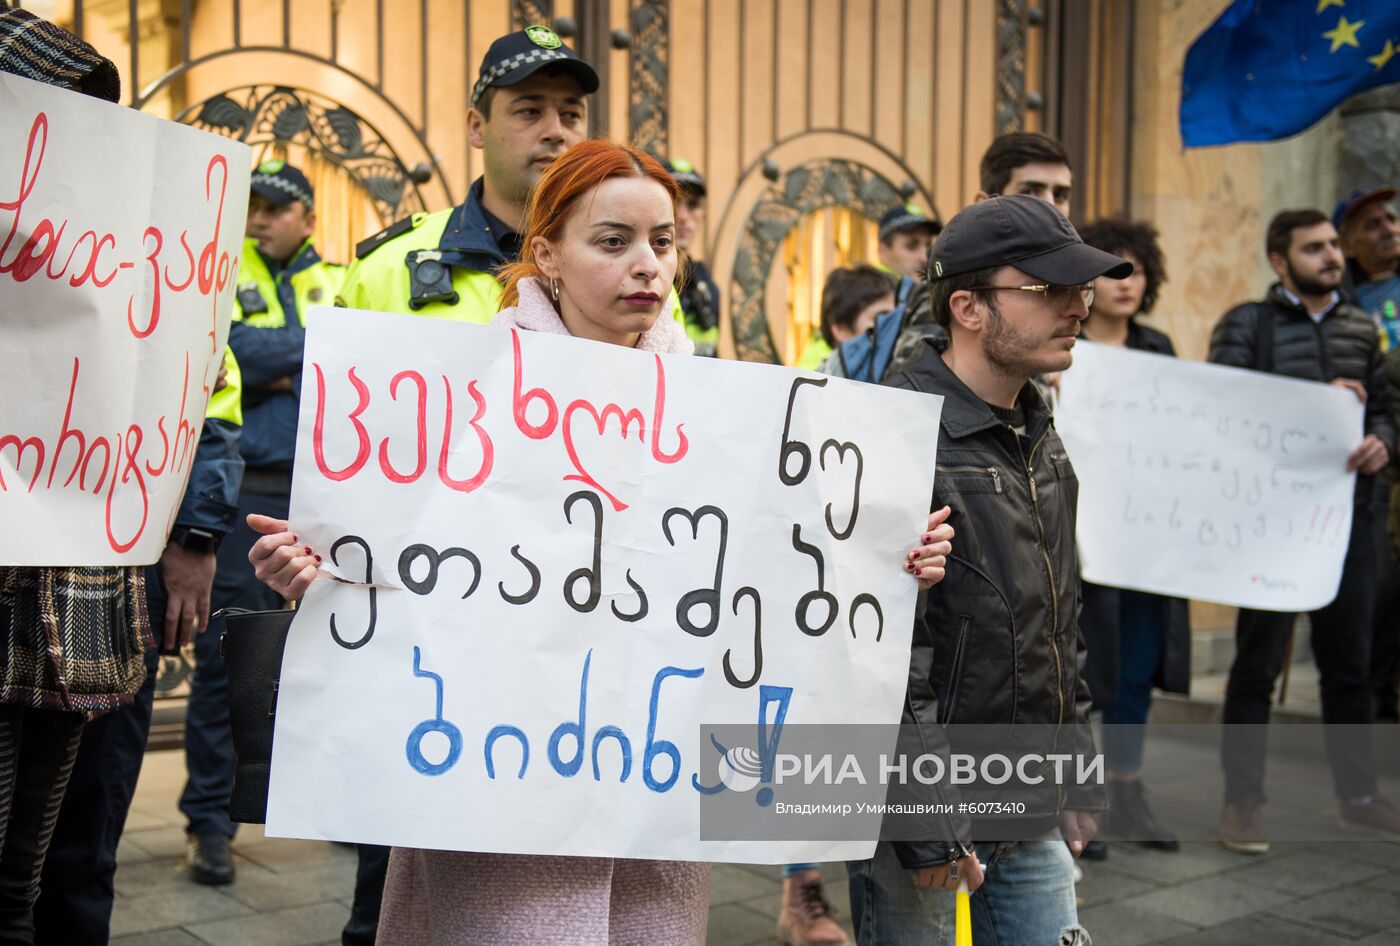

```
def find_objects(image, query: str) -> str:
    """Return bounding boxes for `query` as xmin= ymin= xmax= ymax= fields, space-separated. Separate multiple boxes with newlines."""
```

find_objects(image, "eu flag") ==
xmin=1181 ymin=0 xmax=1400 ymax=148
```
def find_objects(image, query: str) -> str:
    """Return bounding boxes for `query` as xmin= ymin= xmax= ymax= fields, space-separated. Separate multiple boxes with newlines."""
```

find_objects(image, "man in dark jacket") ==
xmin=1210 ymin=208 xmax=1399 ymax=854
xmin=846 ymin=195 xmax=1122 ymax=946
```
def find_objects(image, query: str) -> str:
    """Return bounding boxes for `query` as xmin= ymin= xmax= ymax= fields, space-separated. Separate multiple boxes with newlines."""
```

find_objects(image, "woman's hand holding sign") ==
xmin=247 ymin=514 xmax=323 ymax=600
xmin=908 ymin=506 xmax=954 ymax=591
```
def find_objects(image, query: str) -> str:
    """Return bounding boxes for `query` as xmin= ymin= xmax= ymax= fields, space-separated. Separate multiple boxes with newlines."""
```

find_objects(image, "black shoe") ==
xmin=186 ymin=834 xmax=235 ymax=885
xmin=1080 ymin=839 xmax=1108 ymax=860
xmin=1110 ymin=780 xmax=1179 ymax=852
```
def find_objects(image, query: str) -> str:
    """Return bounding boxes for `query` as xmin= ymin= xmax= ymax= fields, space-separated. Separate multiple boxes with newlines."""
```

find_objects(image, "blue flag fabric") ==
xmin=1181 ymin=0 xmax=1400 ymax=148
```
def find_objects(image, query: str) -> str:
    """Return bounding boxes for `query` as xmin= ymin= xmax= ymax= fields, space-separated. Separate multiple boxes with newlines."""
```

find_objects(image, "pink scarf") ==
xmin=492 ymin=277 xmax=695 ymax=355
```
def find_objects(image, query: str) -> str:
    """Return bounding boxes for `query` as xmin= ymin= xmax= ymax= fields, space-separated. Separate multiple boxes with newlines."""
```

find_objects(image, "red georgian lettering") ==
xmin=0 ymin=113 xmax=47 ymax=275
xmin=378 ymin=370 xmax=429 ymax=483
xmin=511 ymin=329 xmax=558 ymax=439
xmin=438 ymin=378 xmax=494 ymax=493
xmin=312 ymin=363 xmax=372 ymax=482
xmin=649 ymin=355 xmax=688 ymax=464
xmin=104 ymin=424 xmax=149 ymax=554
xmin=0 ymin=434 xmax=44 ymax=493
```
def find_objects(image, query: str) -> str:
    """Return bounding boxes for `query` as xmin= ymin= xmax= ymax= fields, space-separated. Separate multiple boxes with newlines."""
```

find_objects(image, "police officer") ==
xmin=667 ymin=157 xmax=721 ymax=356
xmin=180 ymin=161 xmax=343 ymax=887
xmin=338 ymin=25 xmax=599 ymax=321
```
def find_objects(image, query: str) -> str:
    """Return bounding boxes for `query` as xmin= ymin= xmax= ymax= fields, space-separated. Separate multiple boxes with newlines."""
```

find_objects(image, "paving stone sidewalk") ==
xmin=112 ymin=730 xmax=1400 ymax=945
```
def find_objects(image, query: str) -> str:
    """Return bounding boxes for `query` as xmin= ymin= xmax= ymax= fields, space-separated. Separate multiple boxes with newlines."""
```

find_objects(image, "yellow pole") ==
xmin=955 ymin=877 xmax=973 ymax=946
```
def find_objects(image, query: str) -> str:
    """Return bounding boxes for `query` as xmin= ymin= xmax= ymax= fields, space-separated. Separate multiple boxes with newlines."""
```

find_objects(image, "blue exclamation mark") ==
xmin=754 ymin=684 xmax=792 ymax=807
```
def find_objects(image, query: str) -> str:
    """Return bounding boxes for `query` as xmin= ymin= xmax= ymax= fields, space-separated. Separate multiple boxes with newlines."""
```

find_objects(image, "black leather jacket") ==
xmin=884 ymin=341 xmax=1102 ymax=869
xmin=1209 ymin=283 xmax=1394 ymax=502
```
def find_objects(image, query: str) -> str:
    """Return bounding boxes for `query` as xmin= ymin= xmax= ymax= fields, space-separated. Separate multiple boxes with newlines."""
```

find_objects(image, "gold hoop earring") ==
xmin=550 ymin=278 xmax=559 ymax=302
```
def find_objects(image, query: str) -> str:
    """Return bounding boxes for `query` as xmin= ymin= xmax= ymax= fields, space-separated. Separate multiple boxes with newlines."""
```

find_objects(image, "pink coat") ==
xmin=376 ymin=277 xmax=708 ymax=945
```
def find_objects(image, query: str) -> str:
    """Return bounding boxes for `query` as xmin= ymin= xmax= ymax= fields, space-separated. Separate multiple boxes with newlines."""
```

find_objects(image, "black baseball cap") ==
xmin=928 ymin=195 xmax=1132 ymax=284
xmin=470 ymin=26 xmax=599 ymax=110
xmin=1332 ymin=187 xmax=1397 ymax=231
xmin=250 ymin=160 xmax=314 ymax=211
xmin=879 ymin=204 xmax=940 ymax=242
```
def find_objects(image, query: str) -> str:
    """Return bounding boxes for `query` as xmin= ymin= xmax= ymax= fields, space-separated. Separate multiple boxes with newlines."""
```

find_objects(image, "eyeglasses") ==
xmin=965 ymin=283 xmax=1096 ymax=309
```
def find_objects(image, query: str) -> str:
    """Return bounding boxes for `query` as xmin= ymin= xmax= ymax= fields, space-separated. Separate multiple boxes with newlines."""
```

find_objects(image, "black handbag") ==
xmin=216 ymin=606 xmax=295 ymax=824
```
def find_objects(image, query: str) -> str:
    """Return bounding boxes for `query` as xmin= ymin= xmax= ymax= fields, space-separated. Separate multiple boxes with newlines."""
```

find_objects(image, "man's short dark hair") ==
xmin=929 ymin=265 xmax=1002 ymax=331
xmin=819 ymin=264 xmax=897 ymax=347
xmin=979 ymin=133 xmax=1071 ymax=198
xmin=1266 ymin=209 xmax=1330 ymax=259
xmin=1078 ymin=218 xmax=1167 ymax=314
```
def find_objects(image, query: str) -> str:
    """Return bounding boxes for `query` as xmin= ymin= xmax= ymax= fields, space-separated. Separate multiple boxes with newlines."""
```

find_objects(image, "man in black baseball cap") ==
xmin=848 ymin=194 xmax=1122 ymax=946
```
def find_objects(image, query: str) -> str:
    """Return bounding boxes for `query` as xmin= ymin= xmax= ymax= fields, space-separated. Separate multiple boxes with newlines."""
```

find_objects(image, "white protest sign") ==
xmin=1056 ymin=342 xmax=1361 ymax=611
xmin=0 ymin=74 xmax=250 ymax=565
xmin=266 ymin=308 xmax=942 ymax=863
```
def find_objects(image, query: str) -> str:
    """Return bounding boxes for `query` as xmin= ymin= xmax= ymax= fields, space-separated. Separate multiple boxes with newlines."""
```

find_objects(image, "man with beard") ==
xmin=848 ymin=195 xmax=1117 ymax=946
xmin=1210 ymin=209 xmax=1399 ymax=854
xmin=337 ymin=26 xmax=598 ymax=320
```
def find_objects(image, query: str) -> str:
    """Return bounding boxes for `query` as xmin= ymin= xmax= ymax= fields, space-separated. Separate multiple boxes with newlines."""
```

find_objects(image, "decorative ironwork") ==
xmin=629 ymin=0 xmax=668 ymax=156
xmin=513 ymin=1 xmax=555 ymax=29
xmin=996 ymin=0 xmax=1028 ymax=134
xmin=729 ymin=160 xmax=903 ymax=363
xmin=181 ymin=85 xmax=429 ymax=222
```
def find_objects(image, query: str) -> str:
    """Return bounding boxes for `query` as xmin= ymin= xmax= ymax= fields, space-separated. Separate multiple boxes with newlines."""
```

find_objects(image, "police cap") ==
xmin=470 ymin=26 xmax=599 ymax=110
xmin=250 ymin=160 xmax=314 ymax=211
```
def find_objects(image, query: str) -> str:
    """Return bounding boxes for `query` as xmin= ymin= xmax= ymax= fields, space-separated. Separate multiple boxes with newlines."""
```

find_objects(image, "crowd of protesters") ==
xmin=4 ymin=6 xmax=1400 ymax=946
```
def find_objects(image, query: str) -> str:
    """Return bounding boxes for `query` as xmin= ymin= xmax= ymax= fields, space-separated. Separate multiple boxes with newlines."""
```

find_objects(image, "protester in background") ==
xmin=1335 ymin=188 xmax=1400 ymax=723
xmin=1072 ymin=219 xmax=1188 ymax=860
xmin=1337 ymin=187 xmax=1400 ymax=334
xmin=797 ymin=266 xmax=897 ymax=372
xmin=975 ymin=131 xmax=1073 ymax=219
xmin=1210 ymin=209 xmax=1398 ymax=854
xmin=668 ymin=158 xmax=722 ymax=357
xmin=849 ymin=195 xmax=1119 ymax=946
xmin=821 ymin=266 xmax=896 ymax=348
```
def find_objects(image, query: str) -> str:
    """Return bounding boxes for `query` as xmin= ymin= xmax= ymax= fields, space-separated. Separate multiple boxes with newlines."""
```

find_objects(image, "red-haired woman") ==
xmin=249 ymin=139 xmax=955 ymax=944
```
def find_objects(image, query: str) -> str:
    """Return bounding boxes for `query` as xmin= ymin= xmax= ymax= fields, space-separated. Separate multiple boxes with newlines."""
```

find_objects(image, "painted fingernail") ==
xmin=291 ymin=534 xmax=299 ymax=543
xmin=314 ymin=555 xmax=322 ymax=563
xmin=304 ymin=546 xmax=313 ymax=555
xmin=922 ymin=534 xmax=933 ymax=543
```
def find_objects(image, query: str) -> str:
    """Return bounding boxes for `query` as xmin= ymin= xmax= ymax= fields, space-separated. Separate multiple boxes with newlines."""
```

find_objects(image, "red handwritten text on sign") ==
xmin=0 ymin=98 xmax=246 ymax=561
xmin=308 ymin=329 xmax=688 ymax=511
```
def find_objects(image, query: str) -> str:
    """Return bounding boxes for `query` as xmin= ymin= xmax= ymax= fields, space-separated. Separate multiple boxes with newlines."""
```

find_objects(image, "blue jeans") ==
xmin=1101 ymin=590 xmax=1164 ymax=773
xmin=847 ymin=835 xmax=1087 ymax=946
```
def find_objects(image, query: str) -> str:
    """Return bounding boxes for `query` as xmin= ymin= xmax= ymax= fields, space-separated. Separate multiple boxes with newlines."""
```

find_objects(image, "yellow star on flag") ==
xmin=1323 ymin=15 xmax=1365 ymax=53
xmin=1316 ymin=0 xmax=1344 ymax=12
xmin=1369 ymin=38 xmax=1398 ymax=71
